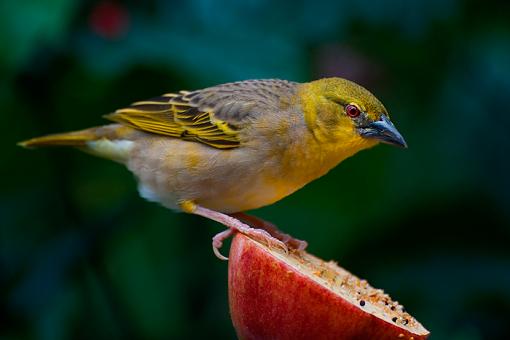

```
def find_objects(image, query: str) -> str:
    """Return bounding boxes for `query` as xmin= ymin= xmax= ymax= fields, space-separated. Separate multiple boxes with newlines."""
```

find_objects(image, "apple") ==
xmin=228 ymin=234 xmax=429 ymax=340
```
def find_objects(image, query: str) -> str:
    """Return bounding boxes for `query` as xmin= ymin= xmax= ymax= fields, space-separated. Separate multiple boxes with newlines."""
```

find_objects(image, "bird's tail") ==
xmin=18 ymin=128 xmax=100 ymax=148
xmin=18 ymin=124 xmax=135 ymax=163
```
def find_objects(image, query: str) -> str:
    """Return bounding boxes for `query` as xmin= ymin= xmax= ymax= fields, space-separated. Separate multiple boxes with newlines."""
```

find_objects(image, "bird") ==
xmin=19 ymin=78 xmax=407 ymax=260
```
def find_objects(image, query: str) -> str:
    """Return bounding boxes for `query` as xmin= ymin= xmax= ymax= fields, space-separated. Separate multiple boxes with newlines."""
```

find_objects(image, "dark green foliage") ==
xmin=1 ymin=1 xmax=509 ymax=339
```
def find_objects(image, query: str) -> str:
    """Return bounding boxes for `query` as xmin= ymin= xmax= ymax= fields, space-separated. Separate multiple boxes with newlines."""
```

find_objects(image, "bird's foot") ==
xmin=230 ymin=212 xmax=308 ymax=252
xmin=212 ymin=229 xmax=234 ymax=260
xmin=278 ymin=233 xmax=308 ymax=252
xmin=212 ymin=226 xmax=288 ymax=260
xmin=189 ymin=204 xmax=287 ymax=260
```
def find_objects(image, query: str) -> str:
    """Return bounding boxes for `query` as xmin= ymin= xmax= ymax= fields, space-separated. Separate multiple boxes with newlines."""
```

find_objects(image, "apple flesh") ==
xmin=228 ymin=234 xmax=429 ymax=340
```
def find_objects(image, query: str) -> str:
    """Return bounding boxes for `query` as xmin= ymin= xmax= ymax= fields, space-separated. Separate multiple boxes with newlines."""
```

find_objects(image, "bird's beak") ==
xmin=358 ymin=115 xmax=408 ymax=148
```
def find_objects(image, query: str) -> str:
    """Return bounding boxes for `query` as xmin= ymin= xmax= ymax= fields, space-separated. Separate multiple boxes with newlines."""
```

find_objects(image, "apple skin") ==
xmin=228 ymin=234 xmax=429 ymax=340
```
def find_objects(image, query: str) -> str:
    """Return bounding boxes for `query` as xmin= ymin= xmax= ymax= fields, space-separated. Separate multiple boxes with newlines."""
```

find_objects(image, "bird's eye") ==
xmin=345 ymin=104 xmax=360 ymax=118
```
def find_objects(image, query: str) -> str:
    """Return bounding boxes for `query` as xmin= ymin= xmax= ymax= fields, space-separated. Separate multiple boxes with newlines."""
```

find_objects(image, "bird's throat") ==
xmin=277 ymin=133 xmax=371 ymax=193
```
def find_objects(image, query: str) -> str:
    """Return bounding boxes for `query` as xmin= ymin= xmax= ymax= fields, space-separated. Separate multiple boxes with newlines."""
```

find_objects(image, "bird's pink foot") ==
xmin=230 ymin=212 xmax=308 ymax=252
xmin=212 ymin=225 xmax=288 ymax=260
xmin=212 ymin=229 xmax=234 ymax=260
xmin=190 ymin=204 xmax=287 ymax=260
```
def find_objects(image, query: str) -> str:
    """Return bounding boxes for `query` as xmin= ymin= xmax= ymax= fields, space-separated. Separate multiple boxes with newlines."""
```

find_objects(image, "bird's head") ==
xmin=299 ymin=78 xmax=407 ymax=153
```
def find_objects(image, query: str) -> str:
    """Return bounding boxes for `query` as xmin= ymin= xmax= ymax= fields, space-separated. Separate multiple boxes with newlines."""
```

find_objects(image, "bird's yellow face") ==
xmin=299 ymin=78 xmax=406 ymax=152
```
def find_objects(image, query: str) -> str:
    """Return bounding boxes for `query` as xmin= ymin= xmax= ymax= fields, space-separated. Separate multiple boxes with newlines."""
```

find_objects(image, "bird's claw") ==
xmin=212 ymin=228 xmax=234 ymax=260
xmin=212 ymin=246 xmax=229 ymax=261
xmin=212 ymin=227 xmax=289 ymax=260
xmin=247 ymin=228 xmax=289 ymax=254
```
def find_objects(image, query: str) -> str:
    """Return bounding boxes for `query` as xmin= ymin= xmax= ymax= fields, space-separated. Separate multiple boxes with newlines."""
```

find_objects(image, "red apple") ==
xmin=228 ymin=234 xmax=429 ymax=340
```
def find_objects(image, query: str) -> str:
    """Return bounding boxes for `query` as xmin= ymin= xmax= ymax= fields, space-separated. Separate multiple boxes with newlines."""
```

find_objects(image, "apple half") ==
xmin=228 ymin=234 xmax=429 ymax=340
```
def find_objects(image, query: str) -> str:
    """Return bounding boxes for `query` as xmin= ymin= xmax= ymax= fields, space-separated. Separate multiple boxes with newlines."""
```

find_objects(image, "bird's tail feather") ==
xmin=18 ymin=124 xmax=135 ymax=163
xmin=18 ymin=128 xmax=100 ymax=148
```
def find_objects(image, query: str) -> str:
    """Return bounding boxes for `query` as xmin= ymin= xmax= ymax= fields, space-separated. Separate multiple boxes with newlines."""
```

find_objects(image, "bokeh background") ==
xmin=1 ymin=0 xmax=510 ymax=339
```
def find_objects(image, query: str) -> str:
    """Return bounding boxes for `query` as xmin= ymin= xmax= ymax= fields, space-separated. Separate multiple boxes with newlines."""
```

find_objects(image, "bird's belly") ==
xmin=197 ymin=177 xmax=297 ymax=213
xmin=137 ymin=168 xmax=298 ymax=213
xmin=128 ymin=138 xmax=301 ymax=213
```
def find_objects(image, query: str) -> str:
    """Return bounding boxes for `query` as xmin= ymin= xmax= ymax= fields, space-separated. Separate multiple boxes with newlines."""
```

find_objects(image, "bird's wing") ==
xmin=104 ymin=79 xmax=297 ymax=149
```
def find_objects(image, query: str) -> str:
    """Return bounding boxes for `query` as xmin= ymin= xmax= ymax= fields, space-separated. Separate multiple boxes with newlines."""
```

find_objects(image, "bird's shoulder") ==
xmin=104 ymin=79 xmax=299 ymax=149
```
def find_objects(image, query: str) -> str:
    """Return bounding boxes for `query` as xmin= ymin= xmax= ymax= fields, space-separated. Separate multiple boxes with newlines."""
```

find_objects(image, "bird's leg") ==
xmin=230 ymin=212 xmax=308 ymax=251
xmin=179 ymin=201 xmax=288 ymax=260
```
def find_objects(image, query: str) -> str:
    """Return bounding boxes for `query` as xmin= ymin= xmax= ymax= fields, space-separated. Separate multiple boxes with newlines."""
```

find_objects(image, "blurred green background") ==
xmin=1 ymin=0 xmax=509 ymax=339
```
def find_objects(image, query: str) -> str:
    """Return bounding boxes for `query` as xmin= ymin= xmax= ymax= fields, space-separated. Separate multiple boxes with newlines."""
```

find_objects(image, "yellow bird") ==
xmin=19 ymin=78 xmax=406 ymax=259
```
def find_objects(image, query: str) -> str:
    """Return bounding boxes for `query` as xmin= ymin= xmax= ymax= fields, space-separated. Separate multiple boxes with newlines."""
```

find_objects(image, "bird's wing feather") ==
xmin=104 ymin=79 xmax=297 ymax=149
xmin=104 ymin=91 xmax=241 ymax=149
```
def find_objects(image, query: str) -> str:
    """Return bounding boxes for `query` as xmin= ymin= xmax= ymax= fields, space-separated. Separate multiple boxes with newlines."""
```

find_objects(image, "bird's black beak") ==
xmin=358 ymin=115 xmax=408 ymax=148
